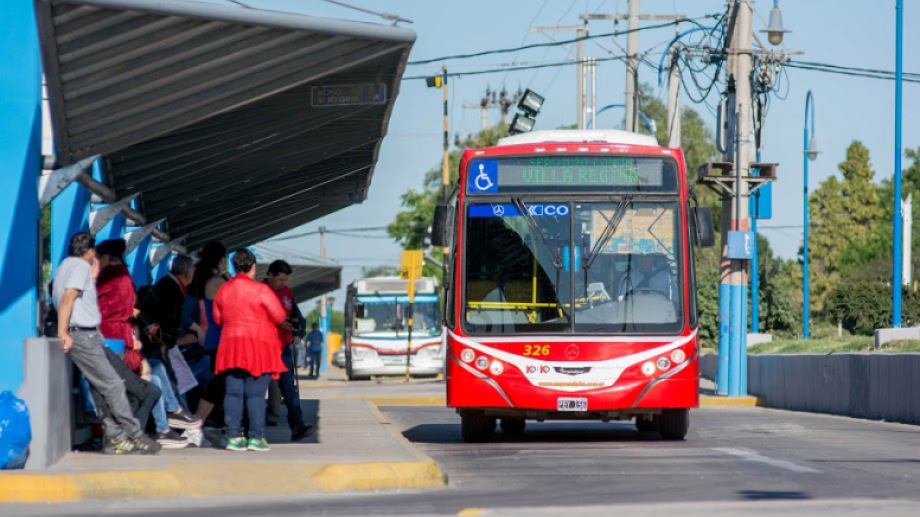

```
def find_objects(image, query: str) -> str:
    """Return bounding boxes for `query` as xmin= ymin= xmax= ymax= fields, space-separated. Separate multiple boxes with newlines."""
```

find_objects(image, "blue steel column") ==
xmin=892 ymin=0 xmax=904 ymax=326
xmin=803 ymin=91 xmax=814 ymax=339
xmin=51 ymin=183 xmax=91 ymax=267
xmin=127 ymin=235 xmax=152 ymax=288
xmin=152 ymin=244 xmax=171 ymax=281
xmin=93 ymin=161 xmax=126 ymax=240
xmin=0 ymin=0 xmax=42 ymax=392
xmin=320 ymin=306 xmax=329 ymax=372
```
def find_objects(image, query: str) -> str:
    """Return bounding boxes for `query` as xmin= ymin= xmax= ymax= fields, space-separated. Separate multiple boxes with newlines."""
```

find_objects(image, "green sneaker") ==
xmin=226 ymin=437 xmax=247 ymax=451
xmin=247 ymin=437 xmax=270 ymax=452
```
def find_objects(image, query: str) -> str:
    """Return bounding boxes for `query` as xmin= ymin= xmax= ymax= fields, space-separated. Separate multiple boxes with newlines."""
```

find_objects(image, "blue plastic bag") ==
xmin=0 ymin=390 xmax=31 ymax=469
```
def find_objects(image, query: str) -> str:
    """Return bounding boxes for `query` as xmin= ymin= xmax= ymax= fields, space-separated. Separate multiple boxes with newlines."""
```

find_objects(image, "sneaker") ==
xmin=247 ymin=437 xmax=270 ymax=452
xmin=157 ymin=429 xmax=189 ymax=449
xmin=226 ymin=437 xmax=247 ymax=451
xmin=182 ymin=428 xmax=203 ymax=447
xmin=167 ymin=411 xmax=202 ymax=430
xmin=133 ymin=434 xmax=163 ymax=455
xmin=103 ymin=436 xmax=140 ymax=455
xmin=291 ymin=424 xmax=315 ymax=442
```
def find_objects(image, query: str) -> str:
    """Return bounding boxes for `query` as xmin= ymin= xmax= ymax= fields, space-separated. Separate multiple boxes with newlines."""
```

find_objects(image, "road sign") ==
xmin=400 ymin=250 xmax=424 ymax=301
xmin=311 ymin=83 xmax=387 ymax=107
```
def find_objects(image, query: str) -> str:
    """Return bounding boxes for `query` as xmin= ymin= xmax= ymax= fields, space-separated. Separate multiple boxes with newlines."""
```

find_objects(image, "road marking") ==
xmin=712 ymin=447 xmax=822 ymax=474
xmin=457 ymin=509 xmax=483 ymax=516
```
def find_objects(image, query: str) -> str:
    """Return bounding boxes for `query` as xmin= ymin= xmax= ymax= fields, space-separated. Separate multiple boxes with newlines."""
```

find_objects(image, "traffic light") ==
xmin=426 ymin=75 xmax=444 ymax=88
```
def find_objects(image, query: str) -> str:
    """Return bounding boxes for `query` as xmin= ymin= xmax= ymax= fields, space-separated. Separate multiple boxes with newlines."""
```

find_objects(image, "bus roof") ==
xmin=496 ymin=129 xmax=658 ymax=148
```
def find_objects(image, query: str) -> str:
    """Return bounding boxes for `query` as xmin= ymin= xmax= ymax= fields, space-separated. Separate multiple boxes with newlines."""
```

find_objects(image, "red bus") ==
xmin=430 ymin=129 xmax=715 ymax=442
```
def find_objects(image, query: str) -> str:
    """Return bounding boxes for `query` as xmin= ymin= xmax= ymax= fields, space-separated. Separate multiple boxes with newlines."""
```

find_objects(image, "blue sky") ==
xmin=205 ymin=1 xmax=918 ymax=310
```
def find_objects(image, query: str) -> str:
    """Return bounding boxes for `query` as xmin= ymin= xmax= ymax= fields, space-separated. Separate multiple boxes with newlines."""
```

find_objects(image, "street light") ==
xmin=760 ymin=0 xmax=790 ymax=46
xmin=803 ymin=90 xmax=818 ymax=339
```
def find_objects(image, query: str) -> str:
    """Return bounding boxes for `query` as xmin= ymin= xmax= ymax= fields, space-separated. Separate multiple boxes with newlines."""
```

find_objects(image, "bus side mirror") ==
xmin=430 ymin=205 xmax=454 ymax=247
xmin=691 ymin=207 xmax=715 ymax=248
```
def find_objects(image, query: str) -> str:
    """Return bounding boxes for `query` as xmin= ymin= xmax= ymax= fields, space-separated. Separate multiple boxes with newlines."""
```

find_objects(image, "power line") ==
xmin=314 ymin=0 xmax=412 ymax=24
xmin=407 ymin=17 xmax=715 ymax=66
xmin=404 ymin=55 xmax=634 ymax=81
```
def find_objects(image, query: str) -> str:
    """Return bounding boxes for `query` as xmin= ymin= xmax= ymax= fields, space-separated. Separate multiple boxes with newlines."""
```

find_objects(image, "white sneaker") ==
xmin=183 ymin=428 xmax=204 ymax=447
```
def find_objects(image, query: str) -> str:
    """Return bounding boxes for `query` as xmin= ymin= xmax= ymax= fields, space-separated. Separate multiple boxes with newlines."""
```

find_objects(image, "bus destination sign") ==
xmin=467 ymin=156 xmax=674 ymax=194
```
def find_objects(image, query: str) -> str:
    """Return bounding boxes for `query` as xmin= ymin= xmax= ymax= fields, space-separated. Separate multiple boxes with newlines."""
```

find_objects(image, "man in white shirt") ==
xmin=54 ymin=233 xmax=161 ymax=455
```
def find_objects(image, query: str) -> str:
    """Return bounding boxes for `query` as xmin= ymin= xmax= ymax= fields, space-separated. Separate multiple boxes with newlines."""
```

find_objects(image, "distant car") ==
xmin=332 ymin=348 xmax=345 ymax=368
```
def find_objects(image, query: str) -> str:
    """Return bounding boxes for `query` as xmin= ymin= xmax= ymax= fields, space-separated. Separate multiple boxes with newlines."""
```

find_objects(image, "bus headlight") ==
xmin=670 ymin=349 xmax=686 ymax=364
xmin=460 ymin=349 xmax=475 ymax=363
xmin=656 ymin=357 xmax=671 ymax=370
xmin=641 ymin=362 xmax=656 ymax=376
xmin=489 ymin=360 xmax=504 ymax=375
xmin=419 ymin=345 xmax=442 ymax=358
xmin=475 ymin=356 xmax=489 ymax=370
xmin=352 ymin=347 xmax=377 ymax=358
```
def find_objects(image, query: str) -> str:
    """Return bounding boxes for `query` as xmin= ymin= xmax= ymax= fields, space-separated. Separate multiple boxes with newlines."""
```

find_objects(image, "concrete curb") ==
xmin=700 ymin=395 xmax=764 ymax=407
xmin=0 ymin=400 xmax=447 ymax=504
xmin=0 ymin=460 xmax=444 ymax=503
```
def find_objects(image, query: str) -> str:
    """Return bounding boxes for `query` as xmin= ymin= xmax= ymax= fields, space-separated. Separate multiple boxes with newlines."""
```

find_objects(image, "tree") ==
xmin=804 ymin=141 xmax=883 ymax=314
xmin=387 ymin=124 xmax=510 ymax=279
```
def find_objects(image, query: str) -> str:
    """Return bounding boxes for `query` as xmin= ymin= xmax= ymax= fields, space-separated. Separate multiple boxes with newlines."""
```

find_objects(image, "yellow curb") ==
xmin=316 ymin=462 xmax=444 ymax=491
xmin=0 ymin=470 xmax=184 ymax=503
xmin=458 ymin=508 xmax=483 ymax=516
xmin=700 ymin=395 xmax=764 ymax=407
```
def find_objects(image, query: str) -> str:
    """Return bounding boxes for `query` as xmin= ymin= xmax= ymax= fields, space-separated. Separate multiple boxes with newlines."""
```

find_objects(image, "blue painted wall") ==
xmin=0 ymin=0 xmax=42 ymax=392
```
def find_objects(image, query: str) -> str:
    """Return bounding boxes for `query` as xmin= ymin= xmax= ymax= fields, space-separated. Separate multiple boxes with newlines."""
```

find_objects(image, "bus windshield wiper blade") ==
xmin=583 ymin=195 xmax=632 ymax=270
xmin=512 ymin=197 xmax=563 ymax=270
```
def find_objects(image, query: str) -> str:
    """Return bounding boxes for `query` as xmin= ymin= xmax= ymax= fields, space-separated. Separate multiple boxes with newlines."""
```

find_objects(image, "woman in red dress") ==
xmin=213 ymin=248 xmax=287 ymax=452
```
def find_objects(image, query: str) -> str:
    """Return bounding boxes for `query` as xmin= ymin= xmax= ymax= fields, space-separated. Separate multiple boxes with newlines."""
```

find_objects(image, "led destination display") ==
xmin=467 ymin=156 xmax=677 ymax=194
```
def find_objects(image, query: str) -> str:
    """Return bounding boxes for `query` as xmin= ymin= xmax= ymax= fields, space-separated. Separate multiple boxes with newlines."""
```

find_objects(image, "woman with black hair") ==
xmin=214 ymin=248 xmax=287 ymax=452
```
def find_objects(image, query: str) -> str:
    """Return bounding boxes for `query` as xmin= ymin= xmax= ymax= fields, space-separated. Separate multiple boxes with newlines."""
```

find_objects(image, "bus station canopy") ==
xmin=252 ymin=243 xmax=341 ymax=304
xmin=35 ymin=0 xmax=415 ymax=251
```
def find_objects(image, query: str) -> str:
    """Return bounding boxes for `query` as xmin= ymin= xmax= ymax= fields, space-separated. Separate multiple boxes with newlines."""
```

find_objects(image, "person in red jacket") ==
xmin=214 ymin=248 xmax=287 ymax=452
xmin=95 ymin=239 xmax=142 ymax=375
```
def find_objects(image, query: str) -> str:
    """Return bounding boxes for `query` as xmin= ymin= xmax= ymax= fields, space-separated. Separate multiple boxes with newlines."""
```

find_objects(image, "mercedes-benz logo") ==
xmin=491 ymin=204 xmax=505 ymax=216
xmin=565 ymin=344 xmax=580 ymax=359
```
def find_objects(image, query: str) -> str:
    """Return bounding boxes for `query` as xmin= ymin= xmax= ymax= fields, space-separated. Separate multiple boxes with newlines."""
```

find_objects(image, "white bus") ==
xmin=343 ymin=276 xmax=444 ymax=380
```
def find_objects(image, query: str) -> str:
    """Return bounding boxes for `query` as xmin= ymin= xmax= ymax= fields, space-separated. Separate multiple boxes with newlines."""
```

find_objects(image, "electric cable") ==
xmin=407 ymin=16 xmax=716 ymax=66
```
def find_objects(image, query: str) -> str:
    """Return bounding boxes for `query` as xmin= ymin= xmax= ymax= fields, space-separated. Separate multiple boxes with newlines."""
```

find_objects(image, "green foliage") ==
xmin=804 ymin=141 xmax=884 ymax=314
xmin=754 ymin=235 xmax=799 ymax=334
xmin=826 ymin=282 xmax=920 ymax=335
xmin=302 ymin=306 xmax=345 ymax=335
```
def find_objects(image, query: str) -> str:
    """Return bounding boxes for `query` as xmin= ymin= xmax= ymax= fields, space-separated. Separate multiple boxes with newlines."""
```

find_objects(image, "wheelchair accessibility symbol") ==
xmin=469 ymin=160 xmax=498 ymax=193
xmin=475 ymin=164 xmax=494 ymax=191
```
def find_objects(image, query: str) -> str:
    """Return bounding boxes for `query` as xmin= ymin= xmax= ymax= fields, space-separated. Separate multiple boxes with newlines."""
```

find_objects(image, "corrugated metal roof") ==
xmin=35 ymin=0 xmax=414 ymax=250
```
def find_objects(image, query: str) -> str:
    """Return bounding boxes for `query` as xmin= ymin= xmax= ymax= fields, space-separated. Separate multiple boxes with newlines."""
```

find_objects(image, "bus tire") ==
xmin=658 ymin=409 xmax=689 ymax=440
xmin=460 ymin=410 xmax=494 ymax=443
xmin=635 ymin=416 xmax=659 ymax=433
xmin=500 ymin=417 xmax=526 ymax=436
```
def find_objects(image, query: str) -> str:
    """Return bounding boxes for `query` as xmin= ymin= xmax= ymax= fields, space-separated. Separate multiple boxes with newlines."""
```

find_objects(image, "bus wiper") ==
xmin=583 ymin=196 xmax=632 ymax=270
xmin=511 ymin=197 xmax=563 ymax=270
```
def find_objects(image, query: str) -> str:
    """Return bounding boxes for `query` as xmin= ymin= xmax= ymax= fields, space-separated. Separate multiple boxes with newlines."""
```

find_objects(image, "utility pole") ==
xmin=666 ymin=47 xmax=681 ymax=147
xmin=530 ymin=23 xmax=587 ymax=129
xmin=441 ymin=65 xmax=449 ymax=203
xmin=462 ymin=86 xmax=521 ymax=131
xmin=581 ymin=9 xmax=685 ymax=133
xmin=728 ymin=1 xmax=753 ymax=397
xmin=624 ymin=0 xmax=640 ymax=132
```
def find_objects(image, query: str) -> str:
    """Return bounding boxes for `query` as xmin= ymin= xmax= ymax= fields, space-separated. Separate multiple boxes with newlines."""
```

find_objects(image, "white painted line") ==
xmin=712 ymin=447 xmax=822 ymax=474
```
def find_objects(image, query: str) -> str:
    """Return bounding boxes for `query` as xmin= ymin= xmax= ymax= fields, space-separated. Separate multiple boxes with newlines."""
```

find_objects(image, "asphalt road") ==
xmin=7 ymin=403 xmax=920 ymax=516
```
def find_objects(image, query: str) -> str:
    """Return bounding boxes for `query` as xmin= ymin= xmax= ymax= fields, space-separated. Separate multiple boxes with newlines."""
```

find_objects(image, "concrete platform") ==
xmin=0 ymin=370 xmax=446 ymax=503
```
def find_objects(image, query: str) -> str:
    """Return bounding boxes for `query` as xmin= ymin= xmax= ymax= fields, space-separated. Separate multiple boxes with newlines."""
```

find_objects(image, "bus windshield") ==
xmin=463 ymin=200 xmax=683 ymax=334
xmin=354 ymin=295 xmax=441 ymax=336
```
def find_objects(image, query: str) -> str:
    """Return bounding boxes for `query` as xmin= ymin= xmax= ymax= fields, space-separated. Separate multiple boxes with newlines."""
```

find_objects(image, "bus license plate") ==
xmin=557 ymin=397 xmax=587 ymax=412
